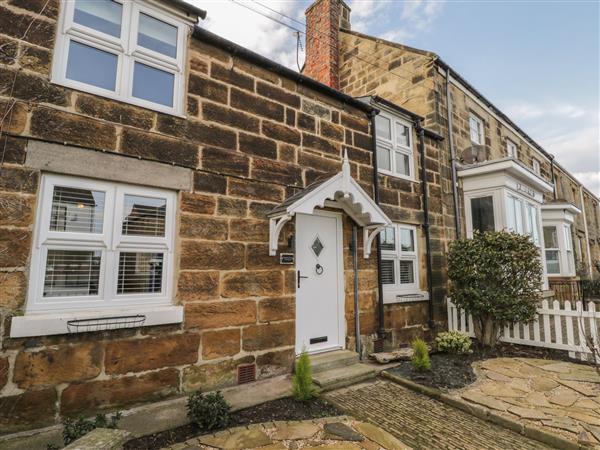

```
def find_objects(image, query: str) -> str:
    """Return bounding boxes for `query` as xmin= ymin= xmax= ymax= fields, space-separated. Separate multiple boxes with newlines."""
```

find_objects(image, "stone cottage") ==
xmin=303 ymin=0 xmax=600 ymax=298
xmin=0 ymin=0 xmax=448 ymax=433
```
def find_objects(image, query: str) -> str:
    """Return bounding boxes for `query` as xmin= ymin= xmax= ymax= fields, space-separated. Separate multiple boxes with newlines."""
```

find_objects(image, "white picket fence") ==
xmin=447 ymin=299 xmax=600 ymax=361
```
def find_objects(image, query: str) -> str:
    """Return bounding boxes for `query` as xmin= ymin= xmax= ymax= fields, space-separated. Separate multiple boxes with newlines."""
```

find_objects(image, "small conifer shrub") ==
xmin=292 ymin=350 xmax=318 ymax=401
xmin=411 ymin=338 xmax=431 ymax=372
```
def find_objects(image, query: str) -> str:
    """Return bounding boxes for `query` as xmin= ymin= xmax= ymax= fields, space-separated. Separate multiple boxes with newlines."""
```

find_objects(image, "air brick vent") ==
xmin=237 ymin=363 xmax=256 ymax=385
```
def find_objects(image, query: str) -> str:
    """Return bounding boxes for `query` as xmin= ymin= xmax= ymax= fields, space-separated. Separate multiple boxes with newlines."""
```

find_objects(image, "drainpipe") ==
xmin=369 ymin=109 xmax=386 ymax=339
xmin=550 ymin=156 xmax=557 ymax=200
xmin=416 ymin=120 xmax=435 ymax=329
xmin=445 ymin=67 xmax=461 ymax=238
xmin=351 ymin=225 xmax=362 ymax=358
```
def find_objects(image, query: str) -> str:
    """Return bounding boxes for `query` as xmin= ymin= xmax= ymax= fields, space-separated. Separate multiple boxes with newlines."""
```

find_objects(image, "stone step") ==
xmin=312 ymin=363 xmax=376 ymax=391
xmin=309 ymin=350 xmax=360 ymax=374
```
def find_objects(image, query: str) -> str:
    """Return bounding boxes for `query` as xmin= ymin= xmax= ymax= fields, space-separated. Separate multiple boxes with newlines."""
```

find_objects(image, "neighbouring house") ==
xmin=0 ymin=0 xmax=451 ymax=434
xmin=303 ymin=0 xmax=600 ymax=300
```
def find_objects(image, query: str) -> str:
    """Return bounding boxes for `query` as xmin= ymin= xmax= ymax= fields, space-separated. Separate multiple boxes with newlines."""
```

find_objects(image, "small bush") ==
xmin=411 ymin=338 xmax=431 ymax=372
xmin=292 ymin=350 xmax=318 ymax=401
xmin=61 ymin=412 xmax=122 ymax=446
xmin=187 ymin=391 xmax=230 ymax=432
xmin=435 ymin=331 xmax=473 ymax=355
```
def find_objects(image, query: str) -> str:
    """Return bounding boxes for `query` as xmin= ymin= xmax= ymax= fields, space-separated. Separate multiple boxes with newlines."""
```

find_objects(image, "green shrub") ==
xmin=292 ymin=350 xmax=318 ymax=401
xmin=411 ymin=338 xmax=431 ymax=372
xmin=61 ymin=412 xmax=122 ymax=446
xmin=435 ymin=331 xmax=473 ymax=354
xmin=187 ymin=391 xmax=230 ymax=432
xmin=448 ymin=231 xmax=541 ymax=347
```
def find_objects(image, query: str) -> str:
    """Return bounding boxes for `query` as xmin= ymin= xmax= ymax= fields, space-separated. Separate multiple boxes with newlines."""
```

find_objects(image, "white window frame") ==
xmin=26 ymin=174 xmax=176 ymax=315
xmin=469 ymin=113 xmax=484 ymax=145
xmin=375 ymin=111 xmax=416 ymax=181
xmin=506 ymin=139 xmax=517 ymax=158
xmin=532 ymin=159 xmax=541 ymax=175
xmin=51 ymin=0 xmax=189 ymax=116
xmin=381 ymin=224 xmax=423 ymax=303
xmin=543 ymin=225 xmax=561 ymax=275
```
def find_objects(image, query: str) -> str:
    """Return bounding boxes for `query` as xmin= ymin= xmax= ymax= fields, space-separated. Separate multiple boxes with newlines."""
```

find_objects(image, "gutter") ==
xmin=192 ymin=27 xmax=376 ymax=116
xmin=368 ymin=109 xmax=386 ymax=340
xmin=445 ymin=67 xmax=462 ymax=238
xmin=416 ymin=120 xmax=435 ymax=329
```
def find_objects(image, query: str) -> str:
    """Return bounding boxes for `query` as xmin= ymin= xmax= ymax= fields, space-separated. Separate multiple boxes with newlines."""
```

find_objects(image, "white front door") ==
xmin=295 ymin=211 xmax=344 ymax=354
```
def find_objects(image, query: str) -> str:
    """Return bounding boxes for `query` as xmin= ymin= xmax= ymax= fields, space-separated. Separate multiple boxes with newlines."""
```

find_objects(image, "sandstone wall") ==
xmin=0 ymin=0 xmax=388 ymax=432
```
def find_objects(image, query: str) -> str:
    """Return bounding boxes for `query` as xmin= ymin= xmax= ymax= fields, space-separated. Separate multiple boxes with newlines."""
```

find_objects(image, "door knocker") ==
xmin=315 ymin=264 xmax=324 ymax=275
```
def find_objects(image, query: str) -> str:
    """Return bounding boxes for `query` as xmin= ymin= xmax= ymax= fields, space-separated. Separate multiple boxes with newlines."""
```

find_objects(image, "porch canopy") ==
xmin=268 ymin=151 xmax=391 ymax=258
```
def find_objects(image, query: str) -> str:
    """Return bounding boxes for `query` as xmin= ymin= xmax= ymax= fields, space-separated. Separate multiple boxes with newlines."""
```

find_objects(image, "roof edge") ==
xmin=169 ymin=0 xmax=207 ymax=20
xmin=192 ymin=27 xmax=376 ymax=116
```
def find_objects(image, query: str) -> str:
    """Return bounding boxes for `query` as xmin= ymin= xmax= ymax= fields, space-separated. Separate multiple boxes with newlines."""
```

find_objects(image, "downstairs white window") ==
xmin=52 ymin=0 xmax=189 ymax=115
xmin=27 ymin=174 xmax=176 ymax=314
xmin=380 ymin=224 xmax=419 ymax=299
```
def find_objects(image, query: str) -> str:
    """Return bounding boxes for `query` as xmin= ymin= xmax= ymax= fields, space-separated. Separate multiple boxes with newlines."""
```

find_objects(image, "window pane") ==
xmin=470 ymin=117 xmax=481 ymax=143
xmin=395 ymin=152 xmax=410 ymax=176
xmin=132 ymin=62 xmax=174 ymax=107
xmin=73 ymin=0 xmax=122 ymax=37
xmin=514 ymin=198 xmax=523 ymax=234
xmin=396 ymin=123 xmax=410 ymax=147
xmin=376 ymin=115 xmax=391 ymax=140
xmin=380 ymin=227 xmax=395 ymax=251
xmin=400 ymin=228 xmax=414 ymax=252
xmin=117 ymin=252 xmax=164 ymax=294
xmin=381 ymin=259 xmax=395 ymax=284
xmin=377 ymin=145 xmax=391 ymax=171
xmin=122 ymin=195 xmax=166 ymax=237
xmin=66 ymin=41 xmax=118 ymax=91
xmin=399 ymin=260 xmax=414 ymax=284
xmin=43 ymin=250 xmax=101 ymax=297
xmin=50 ymin=186 xmax=105 ymax=233
xmin=471 ymin=196 xmax=495 ymax=233
xmin=563 ymin=225 xmax=572 ymax=250
xmin=544 ymin=226 xmax=558 ymax=248
xmin=138 ymin=13 xmax=178 ymax=58
xmin=545 ymin=250 xmax=560 ymax=274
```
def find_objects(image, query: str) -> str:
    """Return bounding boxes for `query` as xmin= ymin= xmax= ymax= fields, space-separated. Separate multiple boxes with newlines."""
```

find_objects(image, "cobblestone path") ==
xmin=327 ymin=381 xmax=552 ymax=450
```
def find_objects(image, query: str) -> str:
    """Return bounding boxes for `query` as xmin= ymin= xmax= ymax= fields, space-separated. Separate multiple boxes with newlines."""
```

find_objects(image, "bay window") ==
xmin=375 ymin=112 xmax=415 ymax=180
xmin=470 ymin=196 xmax=496 ymax=233
xmin=381 ymin=224 xmax=420 ymax=302
xmin=27 ymin=174 xmax=176 ymax=314
xmin=541 ymin=202 xmax=580 ymax=278
xmin=52 ymin=0 xmax=188 ymax=114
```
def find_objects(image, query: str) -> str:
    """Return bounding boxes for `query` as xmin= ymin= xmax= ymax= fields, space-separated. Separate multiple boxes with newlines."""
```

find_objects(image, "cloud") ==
xmin=504 ymin=101 xmax=587 ymax=121
xmin=574 ymin=172 xmax=600 ymax=197
xmin=401 ymin=0 xmax=445 ymax=31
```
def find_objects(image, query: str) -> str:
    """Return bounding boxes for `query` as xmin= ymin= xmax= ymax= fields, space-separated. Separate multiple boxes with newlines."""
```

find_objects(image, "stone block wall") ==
xmin=0 ymin=0 xmax=389 ymax=433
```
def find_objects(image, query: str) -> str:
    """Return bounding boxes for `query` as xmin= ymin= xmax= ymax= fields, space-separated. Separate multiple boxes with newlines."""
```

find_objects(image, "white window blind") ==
xmin=28 ymin=174 xmax=176 ymax=314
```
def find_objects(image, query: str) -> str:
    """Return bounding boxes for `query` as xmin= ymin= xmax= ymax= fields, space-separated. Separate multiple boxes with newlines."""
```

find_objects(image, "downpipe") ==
xmin=351 ymin=224 xmax=362 ymax=359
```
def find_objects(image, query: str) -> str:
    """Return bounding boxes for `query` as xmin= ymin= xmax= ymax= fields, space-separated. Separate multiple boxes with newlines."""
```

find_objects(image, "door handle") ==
xmin=297 ymin=270 xmax=308 ymax=288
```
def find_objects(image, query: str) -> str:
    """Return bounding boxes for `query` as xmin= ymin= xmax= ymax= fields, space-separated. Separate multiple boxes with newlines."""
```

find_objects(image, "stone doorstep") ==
xmin=380 ymin=370 xmax=580 ymax=450
xmin=0 ymin=374 xmax=292 ymax=450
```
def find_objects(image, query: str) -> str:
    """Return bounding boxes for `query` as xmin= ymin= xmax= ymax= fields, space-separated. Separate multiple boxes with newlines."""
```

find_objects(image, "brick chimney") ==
xmin=304 ymin=0 xmax=350 ymax=89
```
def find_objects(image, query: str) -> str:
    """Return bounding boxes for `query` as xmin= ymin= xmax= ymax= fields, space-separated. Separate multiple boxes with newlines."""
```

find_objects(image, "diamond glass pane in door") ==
xmin=122 ymin=195 xmax=166 ymax=236
xmin=117 ymin=252 xmax=163 ymax=294
xmin=399 ymin=260 xmax=414 ymax=284
xmin=73 ymin=0 xmax=122 ymax=37
xmin=50 ymin=186 xmax=105 ymax=233
xmin=43 ymin=250 xmax=102 ymax=297
xmin=311 ymin=236 xmax=324 ymax=257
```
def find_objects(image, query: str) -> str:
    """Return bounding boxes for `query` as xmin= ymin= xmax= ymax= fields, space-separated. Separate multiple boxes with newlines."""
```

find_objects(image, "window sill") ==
xmin=383 ymin=290 xmax=429 ymax=305
xmin=377 ymin=169 xmax=417 ymax=183
xmin=10 ymin=305 xmax=183 ymax=338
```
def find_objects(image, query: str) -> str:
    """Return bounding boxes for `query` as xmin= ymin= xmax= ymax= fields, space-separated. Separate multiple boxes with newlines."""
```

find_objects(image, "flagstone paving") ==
xmin=161 ymin=416 xmax=411 ymax=449
xmin=454 ymin=357 xmax=600 ymax=445
xmin=327 ymin=381 xmax=550 ymax=449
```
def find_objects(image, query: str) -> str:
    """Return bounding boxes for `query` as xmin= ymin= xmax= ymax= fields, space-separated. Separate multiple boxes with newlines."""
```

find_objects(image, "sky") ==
xmin=189 ymin=0 xmax=600 ymax=196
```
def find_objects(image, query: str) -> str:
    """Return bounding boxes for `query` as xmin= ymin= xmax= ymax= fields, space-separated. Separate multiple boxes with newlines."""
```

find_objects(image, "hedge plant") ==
xmin=447 ymin=231 xmax=541 ymax=347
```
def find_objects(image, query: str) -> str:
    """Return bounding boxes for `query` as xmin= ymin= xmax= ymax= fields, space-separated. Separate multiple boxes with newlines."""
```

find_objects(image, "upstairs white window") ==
xmin=380 ymin=224 xmax=419 ymax=296
xmin=469 ymin=114 xmax=484 ymax=145
xmin=27 ymin=174 xmax=176 ymax=314
xmin=532 ymin=159 xmax=541 ymax=175
xmin=375 ymin=112 xmax=415 ymax=180
xmin=52 ymin=0 xmax=188 ymax=115
xmin=506 ymin=139 xmax=517 ymax=158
